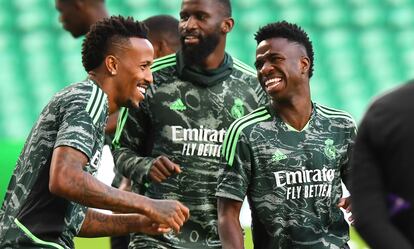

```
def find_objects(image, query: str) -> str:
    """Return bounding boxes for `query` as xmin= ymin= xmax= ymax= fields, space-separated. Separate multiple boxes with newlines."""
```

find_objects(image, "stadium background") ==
xmin=2 ymin=0 xmax=414 ymax=248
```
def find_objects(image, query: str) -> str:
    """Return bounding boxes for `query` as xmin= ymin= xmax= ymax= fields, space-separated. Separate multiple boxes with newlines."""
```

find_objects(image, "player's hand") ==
xmin=147 ymin=199 xmax=190 ymax=233
xmin=149 ymin=156 xmax=181 ymax=183
xmin=337 ymin=197 xmax=354 ymax=224
xmin=135 ymin=215 xmax=172 ymax=235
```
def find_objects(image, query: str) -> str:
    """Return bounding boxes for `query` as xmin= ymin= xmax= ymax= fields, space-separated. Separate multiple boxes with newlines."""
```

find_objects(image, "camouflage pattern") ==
xmin=112 ymin=53 xmax=266 ymax=249
xmin=0 ymin=80 xmax=108 ymax=249
xmin=217 ymin=103 xmax=357 ymax=249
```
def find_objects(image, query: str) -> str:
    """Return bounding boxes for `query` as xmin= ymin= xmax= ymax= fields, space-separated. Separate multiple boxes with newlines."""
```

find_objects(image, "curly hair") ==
xmin=81 ymin=15 xmax=148 ymax=72
xmin=254 ymin=21 xmax=314 ymax=78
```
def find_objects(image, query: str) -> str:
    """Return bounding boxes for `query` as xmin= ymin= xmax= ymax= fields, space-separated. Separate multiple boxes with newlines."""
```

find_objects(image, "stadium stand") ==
xmin=5 ymin=1 xmax=412 ymax=248
xmin=1 ymin=0 xmax=414 ymax=140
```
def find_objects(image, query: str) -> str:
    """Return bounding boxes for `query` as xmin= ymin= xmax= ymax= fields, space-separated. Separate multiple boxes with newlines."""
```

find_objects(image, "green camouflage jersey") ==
xmin=0 ymin=80 xmax=108 ymax=249
xmin=112 ymin=52 xmax=266 ymax=249
xmin=216 ymin=103 xmax=357 ymax=249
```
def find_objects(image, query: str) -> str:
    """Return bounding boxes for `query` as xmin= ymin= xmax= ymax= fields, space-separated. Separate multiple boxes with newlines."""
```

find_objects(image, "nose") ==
xmin=259 ymin=61 xmax=274 ymax=76
xmin=182 ymin=16 xmax=197 ymax=30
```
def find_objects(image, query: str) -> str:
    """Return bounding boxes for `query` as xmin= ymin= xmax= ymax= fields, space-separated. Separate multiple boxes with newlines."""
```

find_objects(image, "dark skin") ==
xmin=54 ymin=0 xmax=118 ymax=134
xmin=79 ymin=208 xmax=171 ymax=237
xmin=55 ymin=0 xmax=108 ymax=38
xmin=217 ymin=37 xmax=352 ymax=248
xmin=49 ymin=38 xmax=190 ymax=235
xmin=147 ymin=0 xmax=235 ymax=183
xmin=147 ymin=33 xmax=180 ymax=59
xmin=217 ymin=198 xmax=243 ymax=249
xmin=119 ymin=27 xmax=181 ymax=189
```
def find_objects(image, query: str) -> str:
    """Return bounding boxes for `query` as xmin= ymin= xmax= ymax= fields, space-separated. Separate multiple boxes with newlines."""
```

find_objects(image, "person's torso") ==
xmin=244 ymin=104 xmax=355 ymax=249
xmin=0 ymin=81 xmax=107 ymax=249
xmin=135 ymin=55 xmax=264 ymax=248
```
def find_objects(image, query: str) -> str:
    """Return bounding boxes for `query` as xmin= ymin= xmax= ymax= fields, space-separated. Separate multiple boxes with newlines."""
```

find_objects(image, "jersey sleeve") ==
xmin=54 ymin=89 xmax=101 ymax=160
xmin=112 ymin=104 xmax=155 ymax=185
xmin=216 ymin=132 xmax=252 ymax=202
xmin=341 ymin=119 xmax=357 ymax=188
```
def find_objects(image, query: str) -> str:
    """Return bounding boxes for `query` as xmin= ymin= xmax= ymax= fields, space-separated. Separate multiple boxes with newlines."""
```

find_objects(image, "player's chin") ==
xmin=130 ymin=95 xmax=145 ymax=108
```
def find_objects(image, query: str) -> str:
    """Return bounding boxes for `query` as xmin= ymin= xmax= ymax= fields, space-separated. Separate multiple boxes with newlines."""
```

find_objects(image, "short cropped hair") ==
xmin=255 ymin=21 xmax=314 ymax=78
xmin=217 ymin=0 xmax=232 ymax=17
xmin=143 ymin=15 xmax=179 ymax=46
xmin=82 ymin=15 xmax=148 ymax=72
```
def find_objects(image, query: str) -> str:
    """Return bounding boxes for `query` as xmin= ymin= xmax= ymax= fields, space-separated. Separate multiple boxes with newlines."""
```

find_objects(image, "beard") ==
xmin=181 ymin=32 xmax=221 ymax=66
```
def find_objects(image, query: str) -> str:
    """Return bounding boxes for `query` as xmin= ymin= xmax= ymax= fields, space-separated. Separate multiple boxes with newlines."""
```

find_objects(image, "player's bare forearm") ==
xmin=49 ymin=146 xmax=153 ymax=215
xmin=78 ymin=209 xmax=170 ymax=237
xmin=50 ymin=146 xmax=190 ymax=232
xmin=217 ymin=197 xmax=244 ymax=249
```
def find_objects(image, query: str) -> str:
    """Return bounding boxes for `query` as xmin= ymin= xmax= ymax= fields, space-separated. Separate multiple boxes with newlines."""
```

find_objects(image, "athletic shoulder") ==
xmin=314 ymin=103 xmax=356 ymax=128
xmin=151 ymin=53 xmax=177 ymax=74
xmin=370 ymin=81 xmax=414 ymax=112
xmin=231 ymin=56 xmax=257 ymax=78
xmin=54 ymin=80 xmax=97 ymax=104
xmin=222 ymin=106 xmax=272 ymax=166
xmin=55 ymin=80 xmax=108 ymax=125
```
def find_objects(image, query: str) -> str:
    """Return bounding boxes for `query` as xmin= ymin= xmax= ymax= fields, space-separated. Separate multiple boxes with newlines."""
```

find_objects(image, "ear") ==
xmin=221 ymin=17 xmax=234 ymax=34
xmin=300 ymin=56 xmax=310 ymax=75
xmin=105 ymin=55 xmax=118 ymax=76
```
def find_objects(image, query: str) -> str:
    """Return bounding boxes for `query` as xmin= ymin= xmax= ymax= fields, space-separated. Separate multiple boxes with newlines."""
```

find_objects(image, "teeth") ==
xmin=137 ymin=86 xmax=146 ymax=94
xmin=185 ymin=36 xmax=198 ymax=41
xmin=265 ymin=77 xmax=282 ymax=87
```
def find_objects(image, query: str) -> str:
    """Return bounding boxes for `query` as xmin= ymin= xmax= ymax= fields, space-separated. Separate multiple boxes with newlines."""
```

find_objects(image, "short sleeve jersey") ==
xmin=113 ymin=53 xmax=266 ymax=249
xmin=0 ymin=80 xmax=108 ymax=249
xmin=216 ymin=103 xmax=357 ymax=249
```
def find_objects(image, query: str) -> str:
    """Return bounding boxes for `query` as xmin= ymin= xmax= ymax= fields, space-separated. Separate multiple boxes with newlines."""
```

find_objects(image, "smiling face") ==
xmin=111 ymin=37 xmax=154 ymax=109
xmin=178 ymin=0 xmax=226 ymax=65
xmin=255 ymin=37 xmax=310 ymax=101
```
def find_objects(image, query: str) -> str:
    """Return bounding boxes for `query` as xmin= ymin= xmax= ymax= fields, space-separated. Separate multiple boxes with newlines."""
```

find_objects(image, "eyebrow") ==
xmin=142 ymin=60 xmax=153 ymax=66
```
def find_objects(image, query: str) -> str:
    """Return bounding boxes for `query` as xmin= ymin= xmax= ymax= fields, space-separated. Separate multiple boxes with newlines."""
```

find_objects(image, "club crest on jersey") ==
xmin=231 ymin=98 xmax=245 ymax=119
xmin=324 ymin=139 xmax=336 ymax=160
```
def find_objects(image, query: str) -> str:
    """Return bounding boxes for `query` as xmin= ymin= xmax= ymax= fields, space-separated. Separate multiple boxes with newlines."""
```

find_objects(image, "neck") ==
xmin=202 ymin=40 xmax=226 ymax=70
xmin=271 ymin=89 xmax=312 ymax=131
xmin=87 ymin=4 xmax=109 ymax=27
xmin=88 ymin=72 xmax=118 ymax=115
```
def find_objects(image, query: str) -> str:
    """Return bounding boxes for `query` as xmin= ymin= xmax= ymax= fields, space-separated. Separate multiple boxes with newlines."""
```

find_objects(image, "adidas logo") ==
xmin=170 ymin=99 xmax=186 ymax=111
xmin=272 ymin=150 xmax=287 ymax=162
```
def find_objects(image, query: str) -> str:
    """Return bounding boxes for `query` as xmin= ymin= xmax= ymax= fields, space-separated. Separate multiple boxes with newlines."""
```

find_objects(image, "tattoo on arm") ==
xmin=50 ymin=146 xmax=149 ymax=214
xmin=79 ymin=209 xmax=143 ymax=237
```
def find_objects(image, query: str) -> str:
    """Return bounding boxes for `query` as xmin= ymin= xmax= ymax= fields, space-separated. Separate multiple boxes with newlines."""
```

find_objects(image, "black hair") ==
xmin=217 ymin=0 xmax=232 ymax=17
xmin=255 ymin=21 xmax=314 ymax=78
xmin=143 ymin=15 xmax=180 ymax=45
xmin=81 ymin=15 xmax=148 ymax=72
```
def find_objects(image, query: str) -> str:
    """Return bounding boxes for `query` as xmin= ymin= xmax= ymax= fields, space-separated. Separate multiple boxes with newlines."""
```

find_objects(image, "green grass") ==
xmin=74 ymin=227 xmax=369 ymax=249
xmin=0 ymin=140 xmax=24 ymax=202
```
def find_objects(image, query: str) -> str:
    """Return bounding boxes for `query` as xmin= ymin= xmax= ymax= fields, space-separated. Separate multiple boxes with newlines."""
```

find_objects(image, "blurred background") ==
xmin=2 ymin=0 xmax=414 ymax=248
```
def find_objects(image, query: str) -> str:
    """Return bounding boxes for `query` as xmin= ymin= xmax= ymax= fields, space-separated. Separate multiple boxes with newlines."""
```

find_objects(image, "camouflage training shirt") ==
xmin=0 ymin=80 xmax=108 ymax=249
xmin=216 ymin=103 xmax=357 ymax=249
xmin=112 ymin=52 xmax=266 ymax=249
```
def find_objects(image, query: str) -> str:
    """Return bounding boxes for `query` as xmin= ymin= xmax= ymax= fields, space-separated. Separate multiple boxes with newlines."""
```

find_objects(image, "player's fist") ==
xmin=147 ymin=199 xmax=190 ymax=233
xmin=149 ymin=156 xmax=181 ymax=183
